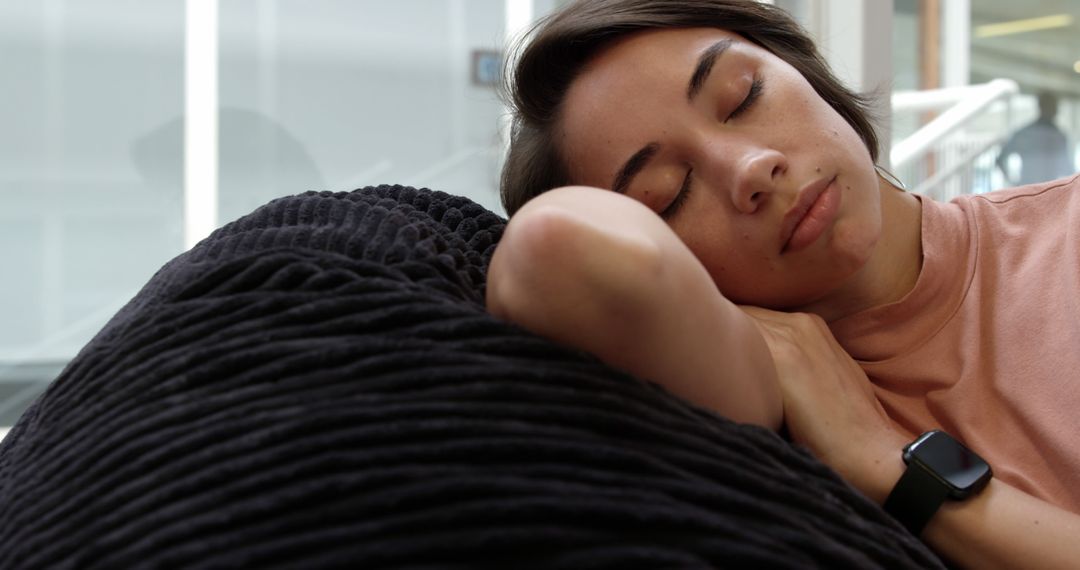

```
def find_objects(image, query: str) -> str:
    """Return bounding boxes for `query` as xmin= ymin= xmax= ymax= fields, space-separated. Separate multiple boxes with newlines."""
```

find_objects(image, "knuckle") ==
xmin=789 ymin=311 xmax=826 ymax=331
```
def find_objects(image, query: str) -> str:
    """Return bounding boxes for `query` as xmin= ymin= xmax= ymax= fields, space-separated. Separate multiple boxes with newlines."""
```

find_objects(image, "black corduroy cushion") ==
xmin=0 ymin=185 xmax=943 ymax=569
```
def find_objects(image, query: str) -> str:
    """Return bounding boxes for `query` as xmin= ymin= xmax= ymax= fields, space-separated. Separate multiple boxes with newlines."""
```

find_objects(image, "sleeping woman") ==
xmin=485 ymin=0 xmax=1080 ymax=567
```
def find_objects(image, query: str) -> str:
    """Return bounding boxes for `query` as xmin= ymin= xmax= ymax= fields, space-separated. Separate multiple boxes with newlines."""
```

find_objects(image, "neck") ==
xmin=806 ymin=175 xmax=923 ymax=322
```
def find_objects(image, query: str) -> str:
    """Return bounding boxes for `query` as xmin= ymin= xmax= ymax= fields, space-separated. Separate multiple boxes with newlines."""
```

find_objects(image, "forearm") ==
xmin=924 ymin=478 xmax=1080 ymax=569
xmin=487 ymin=186 xmax=781 ymax=429
xmin=854 ymin=437 xmax=1080 ymax=569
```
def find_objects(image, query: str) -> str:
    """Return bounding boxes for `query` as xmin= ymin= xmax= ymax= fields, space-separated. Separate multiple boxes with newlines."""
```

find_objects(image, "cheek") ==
xmin=679 ymin=233 xmax=733 ymax=284
xmin=673 ymin=211 xmax=780 ymax=300
xmin=690 ymin=241 xmax=775 ymax=299
xmin=837 ymin=118 xmax=874 ymax=161
xmin=833 ymin=194 xmax=883 ymax=269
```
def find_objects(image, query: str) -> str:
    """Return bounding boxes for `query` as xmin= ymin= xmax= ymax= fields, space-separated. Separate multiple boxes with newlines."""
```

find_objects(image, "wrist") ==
xmin=882 ymin=430 xmax=994 ymax=537
xmin=858 ymin=432 xmax=910 ymax=505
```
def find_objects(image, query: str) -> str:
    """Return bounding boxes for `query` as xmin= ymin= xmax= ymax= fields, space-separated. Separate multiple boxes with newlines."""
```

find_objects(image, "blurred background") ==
xmin=3 ymin=0 xmax=1079 ymax=436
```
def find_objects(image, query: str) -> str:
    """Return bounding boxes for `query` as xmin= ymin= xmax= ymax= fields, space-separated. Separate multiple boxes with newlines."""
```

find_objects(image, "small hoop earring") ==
xmin=875 ymin=164 xmax=907 ymax=190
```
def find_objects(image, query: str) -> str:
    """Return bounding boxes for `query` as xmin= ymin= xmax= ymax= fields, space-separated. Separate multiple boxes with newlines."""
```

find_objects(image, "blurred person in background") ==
xmin=997 ymin=92 xmax=1075 ymax=185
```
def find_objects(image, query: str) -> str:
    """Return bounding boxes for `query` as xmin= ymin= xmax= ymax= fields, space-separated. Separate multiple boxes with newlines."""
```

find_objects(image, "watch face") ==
xmin=906 ymin=431 xmax=991 ymax=492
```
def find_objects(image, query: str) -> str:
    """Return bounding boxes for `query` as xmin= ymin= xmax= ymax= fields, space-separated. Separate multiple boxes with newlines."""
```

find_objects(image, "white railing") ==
xmin=891 ymin=79 xmax=1019 ymax=199
xmin=891 ymin=78 xmax=1018 ymax=171
xmin=909 ymin=135 xmax=1001 ymax=198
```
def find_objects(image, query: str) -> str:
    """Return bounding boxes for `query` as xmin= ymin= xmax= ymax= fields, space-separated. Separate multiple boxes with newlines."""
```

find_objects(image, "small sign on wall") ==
xmin=472 ymin=50 xmax=502 ymax=87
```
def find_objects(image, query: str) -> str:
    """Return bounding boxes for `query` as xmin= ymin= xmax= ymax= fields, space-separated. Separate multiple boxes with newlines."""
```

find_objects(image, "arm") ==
xmin=742 ymin=306 xmax=1080 ymax=569
xmin=487 ymin=186 xmax=781 ymax=429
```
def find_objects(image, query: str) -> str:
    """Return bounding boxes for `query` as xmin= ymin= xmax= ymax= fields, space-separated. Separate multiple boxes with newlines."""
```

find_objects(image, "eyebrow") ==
xmin=612 ymin=142 xmax=659 ymax=194
xmin=686 ymin=39 xmax=732 ymax=101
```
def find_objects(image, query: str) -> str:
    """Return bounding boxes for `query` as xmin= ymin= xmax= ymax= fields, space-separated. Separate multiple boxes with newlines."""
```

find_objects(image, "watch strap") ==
xmin=883 ymin=462 xmax=950 ymax=536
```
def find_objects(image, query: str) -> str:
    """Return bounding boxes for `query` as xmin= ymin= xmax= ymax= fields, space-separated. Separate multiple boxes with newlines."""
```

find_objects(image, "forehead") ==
xmin=558 ymin=27 xmax=757 ymax=187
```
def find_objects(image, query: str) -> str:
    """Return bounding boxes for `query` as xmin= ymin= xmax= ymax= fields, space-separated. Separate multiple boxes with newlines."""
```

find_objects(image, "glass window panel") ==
xmin=0 ymin=1 xmax=185 ymax=426
xmin=218 ymin=0 xmax=509 ymax=219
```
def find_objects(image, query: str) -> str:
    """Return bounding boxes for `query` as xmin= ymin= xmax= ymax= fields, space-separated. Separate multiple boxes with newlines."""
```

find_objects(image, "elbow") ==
xmin=486 ymin=189 xmax=665 ymax=339
xmin=486 ymin=205 xmax=573 ymax=324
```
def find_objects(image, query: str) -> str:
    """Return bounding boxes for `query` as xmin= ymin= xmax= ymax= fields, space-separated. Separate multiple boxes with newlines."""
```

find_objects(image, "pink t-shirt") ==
xmin=830 ymin=175 xmax=1080 ymax=514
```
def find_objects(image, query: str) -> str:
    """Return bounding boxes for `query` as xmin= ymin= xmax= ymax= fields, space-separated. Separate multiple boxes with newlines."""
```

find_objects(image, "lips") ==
xmin=779 ymin=176 xmax=841 ymax=253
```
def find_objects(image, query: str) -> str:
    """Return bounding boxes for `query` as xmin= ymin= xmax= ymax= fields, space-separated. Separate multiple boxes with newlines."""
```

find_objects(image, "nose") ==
xmin=729 ymin=147 xmax=787 ymax=214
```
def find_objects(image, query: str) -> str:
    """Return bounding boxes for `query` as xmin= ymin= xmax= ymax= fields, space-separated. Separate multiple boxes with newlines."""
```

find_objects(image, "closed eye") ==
xmin=660 ymin=169 xmax=693 ymax=220
xmin=725 ymin=76 xmax=763 ymax=122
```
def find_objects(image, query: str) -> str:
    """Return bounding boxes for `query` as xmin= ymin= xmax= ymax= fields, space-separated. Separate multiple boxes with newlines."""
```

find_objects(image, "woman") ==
xmin=486 ymin=0 xmax=1080 ymax=567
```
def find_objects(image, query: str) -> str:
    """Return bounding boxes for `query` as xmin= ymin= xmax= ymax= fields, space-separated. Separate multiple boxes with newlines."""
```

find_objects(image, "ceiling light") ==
xmin=1074 ymin=61 xmax=1080 ymax=74
xmin=975 ymin=14 xmax=1073 ymax=38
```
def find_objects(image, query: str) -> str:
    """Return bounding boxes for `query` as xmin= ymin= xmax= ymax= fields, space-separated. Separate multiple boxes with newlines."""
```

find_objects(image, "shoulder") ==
xmin=947 ymin=176 xmax=1080 ymax=247
xmin=959 ymin=175 xmax=1080 ymax=209
xmin=916 ymin=177 xmax=1080 ymax=234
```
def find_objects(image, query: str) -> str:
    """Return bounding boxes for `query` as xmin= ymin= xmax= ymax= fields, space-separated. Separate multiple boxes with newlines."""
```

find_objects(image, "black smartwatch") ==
xmin=883 ymin=430 xmax=992 ymax=536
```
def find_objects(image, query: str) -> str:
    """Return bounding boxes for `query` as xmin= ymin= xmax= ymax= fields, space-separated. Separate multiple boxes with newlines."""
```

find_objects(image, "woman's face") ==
xmin=558 ymin=27 xmax=884 ymax=309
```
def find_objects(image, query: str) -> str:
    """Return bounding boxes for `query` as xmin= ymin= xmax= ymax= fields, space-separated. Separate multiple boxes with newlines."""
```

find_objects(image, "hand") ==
xmin=740 ymin=306 xmax=909 ymax=502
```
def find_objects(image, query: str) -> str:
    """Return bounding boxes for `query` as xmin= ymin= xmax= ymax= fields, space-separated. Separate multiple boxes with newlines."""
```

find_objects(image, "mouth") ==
xmin=779 ymin=175 xmax=841 ymax=253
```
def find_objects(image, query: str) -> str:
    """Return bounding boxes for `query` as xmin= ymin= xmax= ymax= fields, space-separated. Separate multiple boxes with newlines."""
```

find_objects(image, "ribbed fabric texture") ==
xmin=0 ymin=185 xmax=942 ymax=569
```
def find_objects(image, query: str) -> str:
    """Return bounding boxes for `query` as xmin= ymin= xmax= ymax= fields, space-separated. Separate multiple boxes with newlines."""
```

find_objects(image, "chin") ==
xmin=830 ymin=218 xmax=880 ymax=273
xmin=738 ymin=275 xmax=843 ymax=311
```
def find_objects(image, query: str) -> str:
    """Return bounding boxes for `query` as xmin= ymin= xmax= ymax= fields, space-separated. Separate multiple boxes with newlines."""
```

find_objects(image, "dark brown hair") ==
xmin=500 ymin=0 xmax=880 ymax=215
